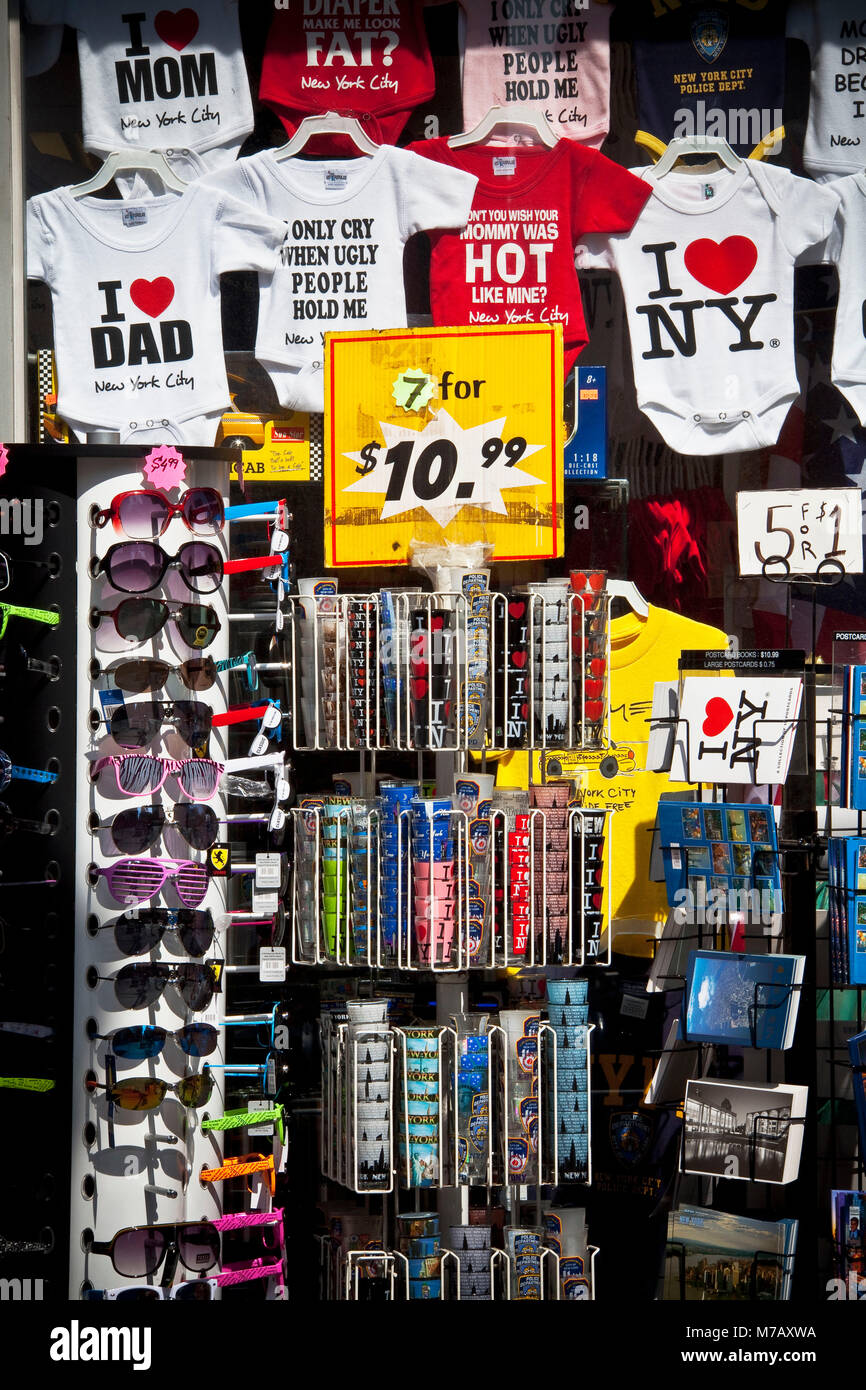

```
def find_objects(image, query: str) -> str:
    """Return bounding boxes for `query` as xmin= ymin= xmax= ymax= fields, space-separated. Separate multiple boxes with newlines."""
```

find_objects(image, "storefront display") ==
xmin=0 ymin=0 xmax=862 ymax=1335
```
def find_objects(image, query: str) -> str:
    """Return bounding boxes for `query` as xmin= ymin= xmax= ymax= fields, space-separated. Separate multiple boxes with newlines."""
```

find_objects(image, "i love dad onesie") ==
xmin=407 ymin=137 xmax=651 ymax=375
xmin=454 ymin=0 xmax=612 ymax=148
xmin=24 ymin=1 xmax=253 ymax=175
xmin=576 ymin=160 xmax=839 ymax=454
xmin=259 ymin=0 xmax=436 ymax=148
xmin=26 ymin=183 xmax=286 ymax=444
xmin=204 ymin=144 xmax=477 ymax=414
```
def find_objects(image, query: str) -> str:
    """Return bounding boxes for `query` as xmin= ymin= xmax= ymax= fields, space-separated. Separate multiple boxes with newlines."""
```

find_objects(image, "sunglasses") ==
xmin=0 ymin=802 xmax=53 ymax=837
xmin=89 ymin=1221 xmax=222 ymax=1278
xmin=103 ymin=656 xmax=218 ymax=694
xmin=95 ymin=1022 xmax=219 ymax=1059
xmin=91 ymin=598 xmax=221 ymax=648
xmin=96 ymin=908 xmax=218 ymax=957
xmin=0 ymin=750 xmax=57 ymax=790
xmin=106 ymin=699 xmax=213 ymax=750
xmin=87 ymin=1069 xmax=214 ymax=1111
xmin=0 ymin=601 xmax=59 ymax=642
xmin=96 ymin=540 xmax=224 ymax=596
xmin=105 ymin=699 xmax=273 ymax=751
xmin=84 ymin=1279 xmax=218 ymax=1301
xmin=102 ymin=804 xmax=219 ymax=854
xmin=200 ymin=1153 xmax=275 ymax=1196
xmin=91 ymin=754 xmax=223 ymax=800
xmin=91 ymin=857 xmax=210 ymax=908
xmin=0 ymin=1076 xmax=54 ymax=1092
xmin=94 ymin=961 xmax=220 ymax=1011
xmin=94 ymin=488 xmax=225 ymax=540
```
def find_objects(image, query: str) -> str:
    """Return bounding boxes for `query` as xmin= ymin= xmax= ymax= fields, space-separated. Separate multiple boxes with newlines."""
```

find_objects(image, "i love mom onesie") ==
xmin=24 ymin=0 xmax=254 ymax=176
xmin=407 ymin=137 xmax=652 ymax=375
xmin=576 ymin=160 xmax=839 ymax=455
xmin=26 ymin=183 xmax=287 ymax=445
xmin=204 ymin=145 xmax=477 ymax=414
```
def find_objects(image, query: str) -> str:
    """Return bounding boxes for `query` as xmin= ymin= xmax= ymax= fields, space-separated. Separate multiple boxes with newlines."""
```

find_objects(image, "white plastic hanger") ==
xmin=653 ymin=133 xmax=741 ymax=178
xmin=607 ymin=579 xmax=649 ymax=617
xmin=449 ymin=103 xmax=558 ymax=149
xmin=70 ymin=149 xmax=188 ymax=198
xmin=274 ymin=112 xmax=380 ymax=160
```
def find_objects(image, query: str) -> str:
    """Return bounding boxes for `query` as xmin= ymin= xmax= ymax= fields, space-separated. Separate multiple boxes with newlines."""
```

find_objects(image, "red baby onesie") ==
xmin=407 ymin=137 xmax=652 ymax=373
xmin=260 ymin=0 xmax=436 ymax=149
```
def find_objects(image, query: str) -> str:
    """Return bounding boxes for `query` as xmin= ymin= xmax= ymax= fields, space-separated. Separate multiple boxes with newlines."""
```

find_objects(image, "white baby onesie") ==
xmin=576 ymin=161 xmax=839 ymax=456
xmin=822 ymin=173 xmax=866 ymax=425
xmin=787 ymin=1 xmax=866 ymax=182
xmin=24 ymin=0 xmax=253 ymax=174
xmin=203 ymin=145 xmax=477 ymax=414
xmin=27 ymin=183 xmax=286 ymax=445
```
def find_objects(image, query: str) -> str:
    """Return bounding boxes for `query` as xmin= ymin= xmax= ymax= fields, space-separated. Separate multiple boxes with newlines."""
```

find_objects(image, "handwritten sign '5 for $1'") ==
xmin=736 ymin=488 xmax=863 ymax=578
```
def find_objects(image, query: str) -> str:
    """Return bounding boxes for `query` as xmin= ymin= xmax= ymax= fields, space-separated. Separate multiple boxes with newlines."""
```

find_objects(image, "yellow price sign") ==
xmin=324 ymin=323 xmax=564 ymax=568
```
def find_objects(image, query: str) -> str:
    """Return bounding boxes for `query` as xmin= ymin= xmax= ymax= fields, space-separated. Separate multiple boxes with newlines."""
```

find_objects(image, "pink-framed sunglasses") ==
xmin=90 ymin=754 xmax=224 ymax=801
xmin=90 ymin=857 xmax=209 ymax=908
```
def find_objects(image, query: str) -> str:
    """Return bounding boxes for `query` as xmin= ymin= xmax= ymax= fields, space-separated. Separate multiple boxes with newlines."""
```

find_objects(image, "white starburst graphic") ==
xmin=342 ymin=409 xmax=546 ymax=527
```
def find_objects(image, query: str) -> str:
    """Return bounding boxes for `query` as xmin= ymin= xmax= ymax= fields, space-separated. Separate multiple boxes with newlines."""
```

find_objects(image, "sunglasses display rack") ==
xmin=0 ymin=456 xmax=77 ymax=1298
xmin=281 ymin=586 xmax=612 ymax=754
xmin=66 ymin=452 xmax=293 ymax=1300
xmin=290 ymin=800 xmax=614 ymax=971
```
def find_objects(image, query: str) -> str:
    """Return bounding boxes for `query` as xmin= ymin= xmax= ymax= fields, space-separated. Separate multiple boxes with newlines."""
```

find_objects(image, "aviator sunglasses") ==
xmin=93 ymin=961 xmax=220 ymax=1011
xmin=93 ymin=1022 xmax=219 ymax=1059
xmin=99 ymin=804 xmax=219 ymax=854
xmin=93 ymin=907 xmax=218 ymax=957
xmin=87 ymin=1069 xmax=214 ymax=1112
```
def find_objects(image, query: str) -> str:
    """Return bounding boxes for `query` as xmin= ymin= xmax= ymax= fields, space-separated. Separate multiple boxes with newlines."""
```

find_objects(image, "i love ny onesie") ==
xmin=577 ymin=160 xmax=839 ymax=454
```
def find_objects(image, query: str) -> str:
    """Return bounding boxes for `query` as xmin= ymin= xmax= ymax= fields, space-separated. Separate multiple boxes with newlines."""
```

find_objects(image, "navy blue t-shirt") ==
xmin=624 ymin=1 xmax=788 ymax=157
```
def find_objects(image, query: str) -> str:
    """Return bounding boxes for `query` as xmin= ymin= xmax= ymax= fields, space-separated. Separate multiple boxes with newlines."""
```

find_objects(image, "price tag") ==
xmin=252 ymin=888 xmax=279 ymax=916
xmin=246 ymin=1099 xmax=274 ymax=1139
xmin=98 ymin=687 xmax=125 ymax=721
xmin=736 ymin=488 xmax=863 ymax=577
xmin=259 ymin=947 xmax=286 ymax=984
xmin=326 ymin=323 xmax=563 ymax=567
xmin=0 ymin=443 xmax=8 ymax=479
xmin=255 ymin=853 xmax=282 ymax=889
xmin=142 ymin=444 xmax=186 ymax=492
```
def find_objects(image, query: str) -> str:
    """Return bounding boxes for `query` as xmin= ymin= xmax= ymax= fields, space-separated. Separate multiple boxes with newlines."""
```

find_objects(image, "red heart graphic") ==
xmin=512 ymin=650 xmax=528 ymax=669
xmin=154 ymin=8 xmax=199 ymax=51
xmin=585 ymin=701 xmax=603 ymax=722
xmin=702 ymin=695 xmax=734 ymax=738
xmin=520 ymin=703 xmax=529 ymax=718
xmin=508 ymin=601 xmax=526 ymax=620
xmin=585 ymin=679 xmax=604 ymax=698
xmin=684 ymin=236 xmax=757 ymax=295
xmin=411 ymin=678 xmax=428 ymax=699
xmin=571 ymin=572 xmax=587 ymax=590
xmin=589 ymin=658 xmax=606 ymax=677
xmin=129 ymin=277 xmax=175 ymax=318
xmin=430 ymin=616 xmax=444 ymax=631
xmin=589 ymin=573 xmax=605 ymax=592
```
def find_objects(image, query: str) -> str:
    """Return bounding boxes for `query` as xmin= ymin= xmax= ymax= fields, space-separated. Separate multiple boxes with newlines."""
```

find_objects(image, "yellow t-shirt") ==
xmin=494 ymin=604 xmax=729 ymax=950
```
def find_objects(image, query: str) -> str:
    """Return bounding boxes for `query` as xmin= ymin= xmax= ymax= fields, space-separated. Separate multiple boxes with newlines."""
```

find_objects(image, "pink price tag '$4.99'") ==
xmin=142 ymin=445 xmax=187 ymax=492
